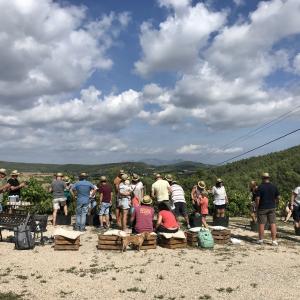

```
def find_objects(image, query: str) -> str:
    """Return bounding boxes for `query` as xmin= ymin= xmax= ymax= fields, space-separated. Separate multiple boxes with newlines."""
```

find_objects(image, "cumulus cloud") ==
xmin=134 ymin=1 xmax=226 ymax=76
xmin=176 ymin=144 xmax=243 ymax=155
xmin=0 ymin=0 xmax=130 ymax=106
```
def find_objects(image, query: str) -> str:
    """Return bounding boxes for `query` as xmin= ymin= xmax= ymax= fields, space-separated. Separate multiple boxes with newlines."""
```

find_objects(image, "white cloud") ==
xmin=176 ymin=144 xmax=243 ymax=155
xmin=134 ymin=1 xmax=226 ymax=76
xmin=0 ymin=0 xmax=130 ymax=106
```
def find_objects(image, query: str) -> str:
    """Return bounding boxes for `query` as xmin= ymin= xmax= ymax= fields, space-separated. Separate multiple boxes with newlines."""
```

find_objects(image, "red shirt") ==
xmin=159 ymin=210 xmax=178 ymax=229
xmin=98 ymin=184 xmax=112 ymax=203
xmin=133 ymin=205 xmax=154 ymax=233
xmin=198 ymin=196 xmax=208 ymax=215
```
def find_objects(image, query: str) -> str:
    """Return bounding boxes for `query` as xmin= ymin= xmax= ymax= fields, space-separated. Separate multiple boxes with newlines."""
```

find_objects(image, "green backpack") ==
xmin=197 ymin=228 xmax=214 ymax=249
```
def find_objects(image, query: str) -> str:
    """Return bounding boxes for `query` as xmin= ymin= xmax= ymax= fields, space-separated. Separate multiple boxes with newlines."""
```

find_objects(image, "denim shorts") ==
xmin=99 ymin=202 xmax=111 ymax=216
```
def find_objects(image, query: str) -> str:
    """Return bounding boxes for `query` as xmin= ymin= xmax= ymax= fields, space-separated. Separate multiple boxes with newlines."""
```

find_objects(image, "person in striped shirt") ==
xmin=165 ymin=174 xmax=190 ymax=229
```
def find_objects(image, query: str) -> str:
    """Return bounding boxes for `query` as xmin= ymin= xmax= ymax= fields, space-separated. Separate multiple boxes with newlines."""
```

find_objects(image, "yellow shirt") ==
xmin=151 ymin=179 xmax=170 ymax=202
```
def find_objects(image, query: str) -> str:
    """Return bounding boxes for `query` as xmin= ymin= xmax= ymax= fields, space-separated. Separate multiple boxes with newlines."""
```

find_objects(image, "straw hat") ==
xmin=155 ymin=173 xmax=162 ymax=179
xmin=131 ymin=173 xmax=140 ymax=181
xmin=165 ymin=174 xmax=173 ymax=182
xmin=216 ymin=178 xmax=223 ymax=183
xmin=100 ymin=176 xmax=107 ymax=182
xmin=11 ymin=170 xmax=20 ymax=176
xmin=198 ymin=180 xmax=206 ymax=189
xmin=119 ymin=169 xmax=125 ymax=175
xmin=64 ymin=176 xmax=71 ymax=183
xmin=262 ymin=172 xmax=270 ymax=178
xmin=141 ymin=195 xmax=153 ymax=205
xmin=56 ymin=172 xmax=63 ymax=177
xmin=121 ymin=174 xmax=129 ymax=181
xmin=79 ymin=172 xmax=88 ymax=178
xmin=0 ymin=168 xmax=7 ymax=176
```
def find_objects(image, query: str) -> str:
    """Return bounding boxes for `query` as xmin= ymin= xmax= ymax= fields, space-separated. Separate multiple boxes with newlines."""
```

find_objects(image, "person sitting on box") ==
xmin=156 ymin=202 xmax=179 ymax=233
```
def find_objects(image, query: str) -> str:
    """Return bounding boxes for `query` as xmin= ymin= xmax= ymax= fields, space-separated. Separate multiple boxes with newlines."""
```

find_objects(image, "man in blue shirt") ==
xmin=71 ymin=173 xmax=97 ymax=231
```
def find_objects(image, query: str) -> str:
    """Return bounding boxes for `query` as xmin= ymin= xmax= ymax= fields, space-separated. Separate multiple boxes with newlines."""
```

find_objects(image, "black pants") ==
xmin=156 ymin=225 xmax=178 ymax=233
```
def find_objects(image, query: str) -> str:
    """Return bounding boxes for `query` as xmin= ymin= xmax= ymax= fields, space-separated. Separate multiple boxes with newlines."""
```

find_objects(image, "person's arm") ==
xmin=191 ymin=186 xmax=196 ymax=202
xmin=110 ymin=192 xmax=113 ymax=204
xmin=291 ymin=192 xmax=296 ymax=210
xmin=0 ymin=182 xmax=10 ymax=193
xmin=255 ymin=195 xmax=260 ymax=210
xmin=10 ymin=182 xmax=26 ymax=191
xmin=99 ymin=192 xmax=103 ymax=204
xmin=156 ymin=214 xmax=162 ymax=229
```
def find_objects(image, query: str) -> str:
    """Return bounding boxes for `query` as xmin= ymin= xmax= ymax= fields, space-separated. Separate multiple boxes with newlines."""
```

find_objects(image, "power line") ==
xmin=217 ymin=128 xmax=300 ymax=165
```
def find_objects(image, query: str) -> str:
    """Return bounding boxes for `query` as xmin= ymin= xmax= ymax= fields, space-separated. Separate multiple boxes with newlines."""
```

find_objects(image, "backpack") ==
xmin=197 ymin=228 xmax=214 ymax=249
xmin=14 ymin=214 xmax=35 ymax=250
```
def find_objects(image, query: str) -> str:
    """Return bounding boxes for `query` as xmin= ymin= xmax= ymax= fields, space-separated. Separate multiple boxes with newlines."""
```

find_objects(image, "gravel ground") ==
xmin=0 ymin=218 xmax=300 ymax=300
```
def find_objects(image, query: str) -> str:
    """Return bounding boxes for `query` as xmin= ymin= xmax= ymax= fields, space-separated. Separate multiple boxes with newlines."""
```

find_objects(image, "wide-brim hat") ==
xmin=121 ymin=174 xmax=129 ymax=181
xmin=155 ymin=173 xmax=162 ymax=179
xmin=119 ymin=169 xmax=125 ymax=175
xmin=79 ymin=172 xmax=88 ymax=178
xmin=216 ymin=178 xmax=223 ymax=183
xmin=64 ymin=176 xmax=71 ymax=183
xmin=165 ymin=174 xmax=173 ymax=182
xmin=262 ymin=172 xmax=270 ymax=178
xmin=11 ymin=170 xmax=20 ymax=176
xmin=0 ymin=168 xmax=7 ymax=176
xmin=56 ymin=172 xmax=63 ymax=177
xmin=131 ymin=173 xmax=140 ymax=181
xmin=141 ymin=195 xmax=153 ymax=205
xmin=198 ymin=180 xmax=206 ymax=189
xmin=100 ymin=176 xmax=107 ymax=182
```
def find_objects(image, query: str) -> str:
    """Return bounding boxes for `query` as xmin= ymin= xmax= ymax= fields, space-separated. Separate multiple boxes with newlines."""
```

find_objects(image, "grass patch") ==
xmin=250 ymin=283 xmax=258 ymax=288
xmin=0 ymin=292 xmax=23 ymax=299
xmin=15 ymin=275 xmax=28 ymax=280
xmin=154 ymin=295 xmax=164 ymax=299
xmin=157 ymin=274 xmax=164 ymax=280
xmin=127 ymin=287 xmax=146 ymax=293
xmin=199 ymin=295 xmax=212 ymax=299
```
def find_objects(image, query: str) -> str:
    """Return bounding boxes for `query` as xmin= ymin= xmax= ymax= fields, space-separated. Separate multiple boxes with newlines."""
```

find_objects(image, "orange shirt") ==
xmin=198 ymin=196 xmax=209 ymax=215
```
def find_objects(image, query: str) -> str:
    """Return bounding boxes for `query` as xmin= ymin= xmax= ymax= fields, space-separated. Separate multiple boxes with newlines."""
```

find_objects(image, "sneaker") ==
xmin=272 ymin=240 xmax=278 ymax=246
xmin=257 ymin=239 xmax=264 ymax=245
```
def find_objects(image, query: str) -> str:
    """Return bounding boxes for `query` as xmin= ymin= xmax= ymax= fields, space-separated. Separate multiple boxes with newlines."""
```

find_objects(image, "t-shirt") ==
xmin=99 ymin=184 xmax=113 ymax=203
xmin=152 ymin=179 xmax=170 ymax=202
xmin=133 ymin=205 xmax=154 ymax=233
xmin=51 ymin=179 xmax=66 ymax=199
xmin=170 ymin=184 xmax=185 ymax=203
xmin=198 ymin=196 xmax=209 ymax=215
xmin=72 ymin=180 xmax=95 ymax=205
xmin=257 ymin=182 xmax=279 ymax=210
xmin=159 ymin=210 xmax=178 ymax=229
xmin=119 ymin=182 xmax=132 ymax=201
xmin=131 ymin=181 xmax=144 ymax=202
xmin=212 ymin=186 xmax=227 ymax=206
xmin=293 ymin=187 xmax=300 ymax=206
xmin=7 ymin=178 xmax=21 ymax=197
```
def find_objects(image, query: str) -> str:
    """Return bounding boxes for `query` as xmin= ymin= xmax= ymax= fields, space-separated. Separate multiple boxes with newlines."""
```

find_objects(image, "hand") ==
xmin=20 ymin=182 xmax=26 ymax=188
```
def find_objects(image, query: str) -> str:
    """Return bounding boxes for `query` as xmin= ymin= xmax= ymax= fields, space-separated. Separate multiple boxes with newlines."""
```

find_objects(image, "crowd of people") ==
xmin=1 ymin=167 xmax=300 ymax=245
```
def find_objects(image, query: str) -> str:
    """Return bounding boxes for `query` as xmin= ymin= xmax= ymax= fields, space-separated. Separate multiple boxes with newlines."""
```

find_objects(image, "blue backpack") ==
xmin=197 ymin=228 xmax=214 ymax=249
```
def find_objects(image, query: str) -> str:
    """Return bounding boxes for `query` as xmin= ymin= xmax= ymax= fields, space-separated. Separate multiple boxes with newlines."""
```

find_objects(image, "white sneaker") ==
xmin=257 ymin=239 xmax=264 ymax=245
xmin=272 ymin=240 xmax=278 ymax=246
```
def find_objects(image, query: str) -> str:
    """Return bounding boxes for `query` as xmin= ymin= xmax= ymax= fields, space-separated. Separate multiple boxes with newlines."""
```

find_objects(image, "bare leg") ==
xmin=53 ymin=209 xmax=58 ymax=227
xmin=258 ymin=223 xmax=265 ymax=240
xmin=202 ymin=216 xmax=208 ymax=228
xmin=122 ymin=209 xmax=128 ymax=231
xmin=220 ymin=208 xmax=225 ymax=218
xmin=105 ymin=215 xmax=110 ymax=228
xmin=99 ymin=215 xmax=104 ymax=227
xmin=216 ymin=208 xmax=221 ymax=218
xmin=184 ymin=214 xmax=190 ymax=227
xmin=250 ymin=212 xmax=256 ymax=223
xmin=285 ymin=209 xmax=292 ymax=222
xmin=270 ymin=223 xmax=277 ymax=241
xmin=116 ymin=207 xmax=121 ymax=228
xmin=63 ymin=204 xmax=68 ymax=216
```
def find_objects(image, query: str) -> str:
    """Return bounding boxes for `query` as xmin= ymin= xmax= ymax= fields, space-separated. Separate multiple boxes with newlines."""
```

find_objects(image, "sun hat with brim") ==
xmin=165 ymin=174 xmax=173 ymax=182
xmin=100 ymin=176 xmax=107 ymax=182
xmin=216 ymin=178 xmax=223 ymax=183
xmin=56 ymin=172 xmax=63 ymax=177
xmin=119 ymin=169 xmax=125 ymax=175
xmin=198 ymin=181 xmax=206 ymax=189
xmin=132 ymin=173 xmax=140 ymax=181
xmin=11 ymin=170 xmax=20 ymax=176
xmin=262 ymin=172 xmax=270 ymax=178
xmin=155 ymin=173 xmax=162 ymax=179
xmin=141 ymin=195 xmax=153 ymax=205
xmin=79 ymin=172 xmax=88 ymax=178
xmin=0 ymin=168 xmax=7 ymax=176
xmin=121 ymin=174 xmax=129 ymax=181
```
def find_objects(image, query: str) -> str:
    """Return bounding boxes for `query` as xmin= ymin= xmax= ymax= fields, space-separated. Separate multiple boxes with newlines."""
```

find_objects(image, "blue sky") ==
xmin=0 ymin=0 xmax=299 ymax=165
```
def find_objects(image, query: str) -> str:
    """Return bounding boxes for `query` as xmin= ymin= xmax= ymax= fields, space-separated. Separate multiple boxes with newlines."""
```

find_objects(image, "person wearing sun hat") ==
xmin=98 ymin=176 xmax=113 ymax=228
xmin=131 ymin=173 xmax=144 ymax=206
xmin=130 ymin=195 xmax=155 ymax=233
xmin=256 ymin=172 xmax=280 ymax=246
xmin=192 ymin=180 xmax=209 ymax=228
xmin=0 ymin=168 xmax=10 ymax=212
xmin=7 ymin=170 xmax=26 ymax=199
xmin=49 ymin=172 xmax=68 ymax=227
xmin=211 ymin=178 xmax=228 ymax=218
xmin=151 ymin=173 xmax=172 ymax=210
xmin=113 ymin=169 xmax=126 ymax=228
xmin=71 ymin=172 xmax=97 ymax=231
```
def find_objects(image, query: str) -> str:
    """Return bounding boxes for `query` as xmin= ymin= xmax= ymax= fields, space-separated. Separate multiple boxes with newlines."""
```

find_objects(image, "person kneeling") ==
xmin=156 ymin=203 xmax=179 ymax=233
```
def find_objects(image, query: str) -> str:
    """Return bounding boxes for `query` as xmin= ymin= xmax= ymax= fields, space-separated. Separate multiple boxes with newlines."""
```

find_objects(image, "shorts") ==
xmin=257 ymin=208 xmax=276 ymax=225
xmin=120 ymin=198 xmax=130 ymax=210
xmin=292 ymin=205 xmax=300 ymax=222
xmin=174 ymin=202 xmax=187 ymax=217
xmin=99 ymin=202 xmax=111 ymax=216
xmin=53 ymin=197 xmax=67 ymax=210
xmin=215 ymin=204 xmax=226 ymax=210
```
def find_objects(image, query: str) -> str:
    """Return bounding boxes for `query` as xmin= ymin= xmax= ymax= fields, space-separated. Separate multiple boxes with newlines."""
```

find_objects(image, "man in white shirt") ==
xmin=151 ymin=174 xmax=171 ymax=209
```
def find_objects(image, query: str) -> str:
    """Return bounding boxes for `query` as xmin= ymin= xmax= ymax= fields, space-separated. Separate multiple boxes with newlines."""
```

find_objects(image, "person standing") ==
xmin=49 ymin=173 xmax=67 ymax=227
xmin=291 ymin=185 xmax=300 ymax=229
xmin=165 ymin=174 xmax=190 ymax=228
xmin=0 ymin=168 xmax=10 ymax=212
xmin=131 ymin=173 xmax=144 ymax=207
xmin=151 ymin=174 xmax=171 ymax=210
xmin=249 ymin=180 xmax=258 ymax=223
xmin=212 ymin=178 xmax=228 ymax=218
xmin=71 ymin=173 xmax=97 ymax=231
xmin=113 ymin=169 xmax=125 ymax=228
xmin=7 ymin=170 xmax=26 ymax=200
xmin=98 ymin=176 xmax=113 ymax=228
xmin=256 ymin=172 xmax=280 ymax=245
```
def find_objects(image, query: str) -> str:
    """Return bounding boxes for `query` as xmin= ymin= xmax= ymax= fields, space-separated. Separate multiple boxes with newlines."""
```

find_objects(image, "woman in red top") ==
xmin=156 ymin=203 xmax=179 ymax=233
xmin=198 ymin=191 xmax=209 ymax=228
